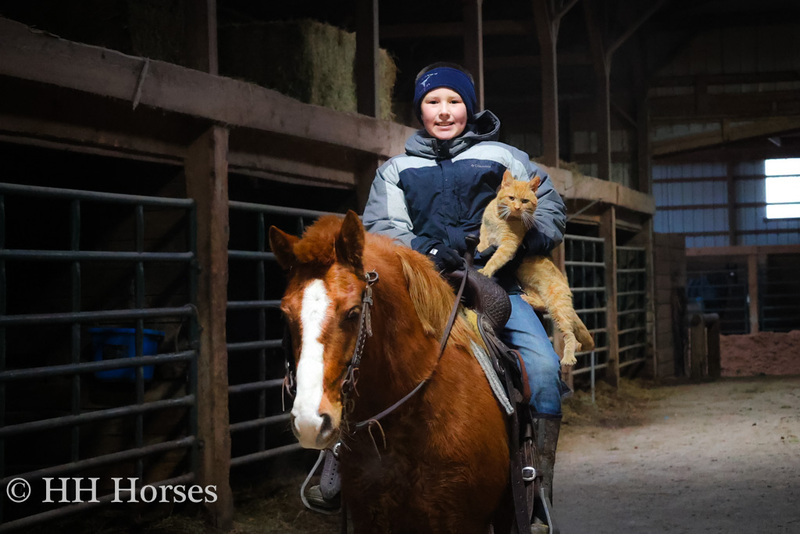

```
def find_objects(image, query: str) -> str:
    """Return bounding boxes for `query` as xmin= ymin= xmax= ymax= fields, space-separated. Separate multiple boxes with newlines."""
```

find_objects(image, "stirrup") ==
xmin=300 ymin=448 xmax=341 ymax=515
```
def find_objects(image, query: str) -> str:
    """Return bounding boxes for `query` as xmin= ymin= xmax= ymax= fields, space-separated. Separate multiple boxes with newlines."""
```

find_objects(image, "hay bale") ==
xmin=219 ymin=19 xmax=397 ymax=121
xmin=126 ymin=0 xmax=188 ymax=65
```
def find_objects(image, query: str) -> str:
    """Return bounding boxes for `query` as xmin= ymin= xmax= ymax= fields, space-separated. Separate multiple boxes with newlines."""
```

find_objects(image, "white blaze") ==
xmin=291 ymin=279 xmax=330 ymax=447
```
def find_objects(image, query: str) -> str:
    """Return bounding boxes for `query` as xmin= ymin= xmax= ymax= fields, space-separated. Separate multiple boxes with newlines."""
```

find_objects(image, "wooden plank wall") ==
xmin=653 ymin=233 xmax=687 ymax=378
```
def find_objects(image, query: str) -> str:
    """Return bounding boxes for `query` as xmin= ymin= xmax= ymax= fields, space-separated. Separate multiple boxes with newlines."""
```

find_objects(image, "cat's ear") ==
xmin=529 ymin=175 xmax=541 ymax=193
xmin=501 ymin=170 xmax=515 ymax=187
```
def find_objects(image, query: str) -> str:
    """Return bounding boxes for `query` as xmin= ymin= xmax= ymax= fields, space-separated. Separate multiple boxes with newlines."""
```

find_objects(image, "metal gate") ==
xmin=617 ymin=246 xmax=648 ymax=369
xmin=565 ymin=235 xmax=608 ymax=378
xmin=0 ymin=183 xmax=199 ymax=531
xmin=225 ymin=202 xmax=338 ymax=468
xmin=687 ymin=261 xmax=749 ymax=334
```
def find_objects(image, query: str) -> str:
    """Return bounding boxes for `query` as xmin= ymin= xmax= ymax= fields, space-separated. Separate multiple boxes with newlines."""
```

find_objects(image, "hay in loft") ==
xmin=219 ymin=19 xmax=397 ymax=121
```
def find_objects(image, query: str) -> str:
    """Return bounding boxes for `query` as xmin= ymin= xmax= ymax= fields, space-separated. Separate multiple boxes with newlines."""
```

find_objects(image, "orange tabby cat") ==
xmin=478 ymin=170 xmax=594 ymax=366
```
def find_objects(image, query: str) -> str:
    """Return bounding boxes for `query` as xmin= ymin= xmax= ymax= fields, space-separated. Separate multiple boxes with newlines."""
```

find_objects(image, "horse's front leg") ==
xmin=346 ymin=498 xmax=392 ymax=534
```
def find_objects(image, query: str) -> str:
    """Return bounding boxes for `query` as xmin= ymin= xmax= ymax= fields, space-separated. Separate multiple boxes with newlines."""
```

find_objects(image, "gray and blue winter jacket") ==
xmin=362 ymin=110 xmax=567 ymax=260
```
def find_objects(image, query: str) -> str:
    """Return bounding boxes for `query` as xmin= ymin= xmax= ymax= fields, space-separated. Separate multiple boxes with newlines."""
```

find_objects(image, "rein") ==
xmin=343 ymin=264 xmax=470 ymax=433
xmin=283 ymin=265 xmax=470 ymax=435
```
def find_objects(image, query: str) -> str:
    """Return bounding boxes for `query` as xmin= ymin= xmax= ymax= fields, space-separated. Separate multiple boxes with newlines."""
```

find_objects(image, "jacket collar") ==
xmin=405 ymin=110 xmax=501 ymax=160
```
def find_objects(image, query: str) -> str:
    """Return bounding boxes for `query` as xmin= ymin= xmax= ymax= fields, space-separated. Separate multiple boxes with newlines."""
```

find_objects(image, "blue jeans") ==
xmin=499 ymin=293 xmax=571 ymax=417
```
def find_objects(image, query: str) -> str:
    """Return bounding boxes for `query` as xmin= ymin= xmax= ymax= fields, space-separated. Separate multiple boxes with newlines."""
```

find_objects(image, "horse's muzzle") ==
xmin=290 ymin=410 xmax=339 ymax=450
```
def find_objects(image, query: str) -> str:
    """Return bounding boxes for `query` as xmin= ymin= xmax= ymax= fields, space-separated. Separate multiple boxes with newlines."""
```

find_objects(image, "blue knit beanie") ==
xmin=413 ymin=66 xmax=477 ymax=121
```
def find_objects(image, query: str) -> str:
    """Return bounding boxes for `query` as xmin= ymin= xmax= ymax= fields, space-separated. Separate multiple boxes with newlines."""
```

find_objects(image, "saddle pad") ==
xmin=470 ymin=340 xmax=515 ymax=416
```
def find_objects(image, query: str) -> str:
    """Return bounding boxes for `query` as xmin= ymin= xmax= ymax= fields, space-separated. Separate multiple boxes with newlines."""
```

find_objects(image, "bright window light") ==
xmin=765 ymin=158 xmax=800 ymax=177
xmin=766 ymin=177 xmax=800 ymax=203
xmin=766 ymin=203 xmax=800 ymax=219
xmin=764 ymin=158 xmax=800 ymax=220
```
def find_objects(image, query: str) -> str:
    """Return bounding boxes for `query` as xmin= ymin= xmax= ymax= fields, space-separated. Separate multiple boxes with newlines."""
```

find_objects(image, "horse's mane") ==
xmin=291 ymin=215 xmax=480 ymax=351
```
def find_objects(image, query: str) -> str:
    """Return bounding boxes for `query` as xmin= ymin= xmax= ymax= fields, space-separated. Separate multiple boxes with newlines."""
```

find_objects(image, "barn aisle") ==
xmin=557 ymin=376 xmax=800 ymax=534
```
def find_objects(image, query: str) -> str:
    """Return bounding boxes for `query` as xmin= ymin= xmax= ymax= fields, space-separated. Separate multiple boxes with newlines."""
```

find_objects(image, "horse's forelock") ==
xmin=291 ymin=215 xmax=344 ymax=267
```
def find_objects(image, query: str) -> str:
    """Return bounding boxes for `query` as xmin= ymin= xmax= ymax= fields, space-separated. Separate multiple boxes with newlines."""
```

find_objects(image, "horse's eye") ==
xmin=346 ymin=306 xmax=361 ymax=321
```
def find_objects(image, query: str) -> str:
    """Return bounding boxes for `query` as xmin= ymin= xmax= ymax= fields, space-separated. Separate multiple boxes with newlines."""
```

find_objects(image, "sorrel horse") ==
xmin=269 ymin=211 xmax=512 ymax=534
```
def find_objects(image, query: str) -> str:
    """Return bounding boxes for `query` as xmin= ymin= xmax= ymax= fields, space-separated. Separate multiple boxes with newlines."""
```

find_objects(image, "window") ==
xmin=765 ymin=158 xmax=800 ymax=219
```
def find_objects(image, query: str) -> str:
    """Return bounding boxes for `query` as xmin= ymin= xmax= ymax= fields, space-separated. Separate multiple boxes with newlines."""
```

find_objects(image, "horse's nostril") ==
xmin=319 ymin=413 xmax=333 ymax=434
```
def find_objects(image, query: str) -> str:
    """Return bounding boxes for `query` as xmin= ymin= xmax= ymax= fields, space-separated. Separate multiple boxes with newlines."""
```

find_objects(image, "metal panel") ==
xmin=0 ymin=183 xmax=199 ymax=531
xmin=225 ymin=202 xmax=339 ymax=469
xmin=564 ymin=235 xmax=608 ymax=378
xmin=687 ymin=261 xmax=748 ymax=334
xmin=616 ymin=246 xmax=647 ymax=368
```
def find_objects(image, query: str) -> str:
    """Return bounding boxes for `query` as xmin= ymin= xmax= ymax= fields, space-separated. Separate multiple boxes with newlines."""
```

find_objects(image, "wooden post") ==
xmin=706 ymin=316 xmax=721 ymax=379
xmin=583 ymin=0 xmax=666 ymax=183
xmin=748 ymin=253 xmax=759 ymax=334
xmin=356 ymin=0 xmax=380 ymax=117
xmin=355 ymin=154 xmax=383 ymax=212
xmin=688 ymin=314 xmax=707 ymax=379
xmin=463 ymin=0 xmax=484 ymax=111
xmin=532 ymin=0 xmax=560 ymax=168
xmin=583 ymin=1 xmax=612 ymax=182
xmin=185 ymin=126 xmax=233 ymax=528
xmin=635 ymin=56 xmax=652 ymax=194
xmin=185 ymin=0 xmax=218 ymax=75
xmin=601 ymin=206 xmax=619 ymax=387
xmin=727 ymin=162 xmax=737 ymax=246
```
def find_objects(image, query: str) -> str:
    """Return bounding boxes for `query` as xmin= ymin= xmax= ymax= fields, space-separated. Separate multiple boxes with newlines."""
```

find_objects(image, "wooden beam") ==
xmin=650 ymin=71 xmax=800 ymax=88
xmin=356 ymin=0 xmax=380 ymax=117
xmin=544 ymin=165 xmax=656 ymax=215
xmin=184 ymin=0 xmax=218 ymax=74
xmin=185 ymin=126 xmax=233 ymax=529
xmin=463 ymin=0 xmax=485 ymax=111
xmin=0 ymin=17 xmax=413 ymax=159
xmin=650 ymin=90 xmax=800 ymax=122
xmin=379 ymin=19 xmax=534 ymax=39
xmin=652 ymin=117 xmax=800 ymax=157
xmin=484 ymin=52 xmax=592 ymax=70
xmin=606 ymin=0 xmax=667 ymax=58
xmin=685 ymin=244 xmax=800 ymax=257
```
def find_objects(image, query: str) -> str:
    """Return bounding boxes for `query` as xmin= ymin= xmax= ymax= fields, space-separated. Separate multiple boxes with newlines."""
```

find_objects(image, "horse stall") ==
xmin=0 ymin=4 xmax=662 ymax=533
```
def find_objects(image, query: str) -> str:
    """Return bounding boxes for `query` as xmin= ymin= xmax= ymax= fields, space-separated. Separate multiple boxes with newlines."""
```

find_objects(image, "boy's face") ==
xmin=420 ymin=88 xmax=468 ymax=141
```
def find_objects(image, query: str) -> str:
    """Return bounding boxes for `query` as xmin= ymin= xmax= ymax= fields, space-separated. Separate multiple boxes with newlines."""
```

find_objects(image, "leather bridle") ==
xmin=283 ymin=265 xmax=469 ymax=435
xmin=343 ymin=264 xmax=469 ymax=433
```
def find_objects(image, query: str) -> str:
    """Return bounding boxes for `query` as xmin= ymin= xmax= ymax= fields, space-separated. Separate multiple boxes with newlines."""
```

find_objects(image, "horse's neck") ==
xmin=353 ymin=291 xmax=440 ymax=418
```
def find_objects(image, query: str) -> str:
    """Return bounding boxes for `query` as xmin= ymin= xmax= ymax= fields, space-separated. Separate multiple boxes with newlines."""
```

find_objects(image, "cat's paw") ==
xmin=560 ymin=354 xmax=577 ymax=366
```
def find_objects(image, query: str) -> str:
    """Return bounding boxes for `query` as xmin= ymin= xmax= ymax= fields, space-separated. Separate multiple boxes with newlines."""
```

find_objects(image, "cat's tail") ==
xmin=571 ymin=311 xmax=595 ymax=352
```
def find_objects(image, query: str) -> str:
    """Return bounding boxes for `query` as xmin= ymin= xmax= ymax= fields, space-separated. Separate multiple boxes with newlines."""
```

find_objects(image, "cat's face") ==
xmin=495 ymin=173 xmax=541 ymax=228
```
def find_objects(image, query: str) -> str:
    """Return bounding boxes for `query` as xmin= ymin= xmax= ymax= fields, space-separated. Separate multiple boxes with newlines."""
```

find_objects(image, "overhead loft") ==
xmin=0 ymin=15 xmax=656 ymax=217
xmin=0 ymin=16 xmax=412 ymax=193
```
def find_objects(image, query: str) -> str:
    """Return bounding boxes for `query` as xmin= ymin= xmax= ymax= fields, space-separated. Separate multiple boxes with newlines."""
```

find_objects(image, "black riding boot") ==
xmin=303 ymin=447 xmax=342 ymax=512
xmin=537 ymin=418 xmax=560 ymax=504
xmin=531 ymin=418 xmax=561 ymax=533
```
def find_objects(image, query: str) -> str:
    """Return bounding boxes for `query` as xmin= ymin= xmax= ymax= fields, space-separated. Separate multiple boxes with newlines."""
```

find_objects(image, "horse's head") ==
xmin=269 ymin=211 xmax=368 ymax=450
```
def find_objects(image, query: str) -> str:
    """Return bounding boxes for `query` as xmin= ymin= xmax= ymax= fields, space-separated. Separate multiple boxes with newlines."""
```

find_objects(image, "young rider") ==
xmin=308 ymin=62 xmax=570 ymax=516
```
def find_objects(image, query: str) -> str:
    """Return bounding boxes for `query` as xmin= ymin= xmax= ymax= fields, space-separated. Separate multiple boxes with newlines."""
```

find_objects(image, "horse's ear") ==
xmin=335 ymin=210 xmax=365 ymax=277
xmin=269 ymin=226 xmax=300 ymax=270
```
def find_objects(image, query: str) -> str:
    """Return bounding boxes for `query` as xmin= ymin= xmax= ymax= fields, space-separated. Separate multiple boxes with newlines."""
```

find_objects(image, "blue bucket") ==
xmin=88 ymin=327 xmax=164 ymax=381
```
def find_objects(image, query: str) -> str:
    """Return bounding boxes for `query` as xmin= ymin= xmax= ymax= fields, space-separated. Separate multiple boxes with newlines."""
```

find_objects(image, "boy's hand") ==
xmin=428 ymin=245 xmax=463 ymax=272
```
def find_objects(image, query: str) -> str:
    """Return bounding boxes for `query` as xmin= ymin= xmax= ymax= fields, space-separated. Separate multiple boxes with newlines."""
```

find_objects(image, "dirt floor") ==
xmin=554 ymin=331 xmax=800 ymax=534
xmin=57 ymin=332 xmax=800 ymax=533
